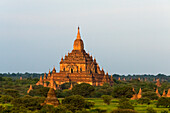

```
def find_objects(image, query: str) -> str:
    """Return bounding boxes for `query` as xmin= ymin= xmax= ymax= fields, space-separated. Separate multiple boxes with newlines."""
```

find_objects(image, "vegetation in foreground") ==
xmin=0 ymin=74 xmax=170 ymax=113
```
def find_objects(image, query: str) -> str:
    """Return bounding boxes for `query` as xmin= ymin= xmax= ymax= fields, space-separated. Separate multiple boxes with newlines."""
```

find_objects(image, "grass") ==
xmin=85 ymin=98 xmax=170 ymax=113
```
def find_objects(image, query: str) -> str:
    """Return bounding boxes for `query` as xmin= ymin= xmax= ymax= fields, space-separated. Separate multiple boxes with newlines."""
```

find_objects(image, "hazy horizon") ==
xmin=0 ymin=0 xmax=170 ymax=75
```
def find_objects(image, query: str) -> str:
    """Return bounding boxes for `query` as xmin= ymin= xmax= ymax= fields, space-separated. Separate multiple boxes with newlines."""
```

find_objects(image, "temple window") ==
xmin=71 ymin=69 xmax=73 ymax=73
xmin=80 ymin=68 xmax=82 ymax=72
xmin=63 ymin=67 xmax=65 ymax=71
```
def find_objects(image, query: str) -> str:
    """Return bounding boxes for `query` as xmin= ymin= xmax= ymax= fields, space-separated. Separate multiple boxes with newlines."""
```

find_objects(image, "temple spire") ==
xmin=77 ymin=26 xmax=81 ymax=39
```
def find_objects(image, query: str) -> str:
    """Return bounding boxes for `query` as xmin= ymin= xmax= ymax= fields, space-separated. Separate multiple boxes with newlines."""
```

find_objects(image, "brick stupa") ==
xmin=162 ymin=89 xmax=166 ymax=97
xmin=156 ymin=88 xmax=161 ymax=97
xmin=166 ymin=89 xmax=170 ymax=97
xmin=156 ymin=79 xmax=161 ymax=87
xmin=131 ymin=88 xmax=138 ymax=100
xmin=137 ymin=88 xmax=142 ymax=99
xmin=27 ymin=85 xmax=33 ymax=93
xmin=42 ymin=88 xmax=60 ymax=107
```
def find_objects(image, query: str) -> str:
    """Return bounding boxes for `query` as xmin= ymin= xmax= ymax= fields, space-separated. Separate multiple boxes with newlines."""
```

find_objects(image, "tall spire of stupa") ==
xmin=77 ymin=26 xmax=81 ymax=39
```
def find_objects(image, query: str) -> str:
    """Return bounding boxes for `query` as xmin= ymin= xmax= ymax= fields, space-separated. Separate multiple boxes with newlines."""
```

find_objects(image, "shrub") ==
xmin=156 ymin=97 xmax=170 ymax=108
xmin=118 ymin=98 xmax=134 ymax=110
xmin=4 ymin=89 xmax=20 ymax=98
xmin=142 ymin=91 xmax=158 ymax=100
xmin=101 ymin=95 xmax=112 ymax=105
xmin=11 ymin=95 xmax=45 ymax=111
xmin=62 ymin=95 xmax=94 ymax=112
xmin=161 ymin=110 xmax=168 ymax=113
xmin=72 ymin=83 xmax=95 ymax=97
xmin=112 ymin=85 xmax=134 ymax=98
xmin=110 ymin=109 xmax=138 ymax=113
xmin=137 ymin=97 xmax=151 ymax=105
xmin=146 ymin=107 xmax=157 ymax=113
xmin=0 ymin=95 xmax=14 ymax=103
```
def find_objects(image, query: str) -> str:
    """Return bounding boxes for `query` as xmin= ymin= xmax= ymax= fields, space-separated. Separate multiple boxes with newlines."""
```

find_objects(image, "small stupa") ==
xmin=131 ymin=88 xmax=138 ymax=100
xmin=118 ymin=77 xmax=121 ymax=81
xmin=138 ymin=77 xmax=141 ymax=81
xmin=137 ymin=88 xmax=142 ymax=99
xmin=145 ymin=78 xmax=147 ymax=82
xmin=44 ymin=82 xmax=47 ymax=87
xmin=48 ymin=75 xmax=57 ymax=90
xmin=166 ymin=89 xmax=170 ymax=97
xmin=156 ymin=88 xmax=161 ymax=97
xmin=43 ymin=73 xmax=47 ymax=80
xmin=36 ymin=76 xmax=44 ymax=86
xmin=20 ymin=77 xmax=22 ymax=80
xmin=156 ymin=79 xmax=161 ymax=87
xmin=27 ymin=85 xmax=33 ymax=93
xmin=42 ymin=88 xmax=60 ymax=107
xmin=162 ymin=89 xmax=166 ymax=97
xmin=123 ymin=78 xmax=126 ymax=81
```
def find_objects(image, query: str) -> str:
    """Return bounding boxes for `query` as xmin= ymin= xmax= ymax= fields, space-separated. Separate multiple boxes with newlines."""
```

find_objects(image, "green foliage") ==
xmin=112 ymin=85 xmax=134 ymax=98
xmin=157 ymin=97 xmax=170 ymax=108
xmin=40 ymin=105 xmax=71 ymax=113
xmin=62 ymin=95 xmax=94 ymax=112
xmin=118 ymin=98 xmax=134 ymax=110
xmin=0 ymin=95 xmax=14 ymax=104
xmin=72 ymin=83 xmax=95 ymax=97
xmin=146 ymin=107 xmax=157 ymax=113
xmin=4 ymin=89 xmax=20 ymax=98
xmin=110 ymin=109 xmax=138 ymax=113
xmin=137 ymin=97 xmax=151 ymax=105
xmin=29 ymin=85 xmax=49 ymax=97
xmin=11 ymin=95 xmax=45 ymax=111
xmin=101 ymin=95 xmax=112 ymax=105
xmin=161 ymin=110 xmax=168 ymax=113
xmin=142 ymin=91 xmax=158 ymax=100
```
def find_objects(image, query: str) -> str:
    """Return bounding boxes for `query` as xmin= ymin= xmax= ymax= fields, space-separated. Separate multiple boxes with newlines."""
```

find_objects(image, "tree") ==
xmin=0 ymin=95 xmax=14 ymax=103
xmin=62 ymin=95 xmax=94 ymax=112
xmin=142 ymin=91 xmax=158 ymax=100
xmin=137 ymin=97 xmax=151 ymax=105
xmin=101 ymin=95 xmax=112 ymax=105
xmin=11 ymin=95 xmax=45 ymax=111
xmin=29 ymin=85 xmax=49 ymax=97
xmin=112 ymin=85 xmax=134 ymax=98
xmin=156 ymin=97 xmax=170 ymax=108
xmin=72 ymin=83 xmax=95 ymax=97
xmin=4 ymin=89 xmax=20 ymax=98
xmin=117 ymin=98 xmax=134 ymax=110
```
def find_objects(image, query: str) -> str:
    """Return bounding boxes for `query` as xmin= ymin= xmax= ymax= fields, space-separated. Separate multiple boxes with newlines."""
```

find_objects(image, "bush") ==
xmin=101 ymin=95 xmax=112 ymax=105
xmin=156 ymin=97 xmax=170 ymax=108
xmin=4 ymin=89 xmax=20 ymax=98
xmin=146 ymin=107 xmax=157 ymax=113
xmin=112 ymin=85 xmax=134 ymax=98
xmin=110 ymin=109 xmax=138 ymax=113
xmin=161 ymin=110 xmax=168 ymax=113
xmin=29 ymin=85 xmax=50 ymax=97
xmin=142 ymin=91 xmax=158 ymax=100
xmin=0 ymin=95 xmax=14 ymax=103
xmin=11 ymin=95 xmax=45 ymax=111
xmin=118 ymin=98 xmax=134 ymax=110
xmin=137 ymin=97 xmax=151 ymax=105
xmin=62 ymin=95 xmax=94 ymax=112
xmin=72 ymin=83 xmax=95 ymax=97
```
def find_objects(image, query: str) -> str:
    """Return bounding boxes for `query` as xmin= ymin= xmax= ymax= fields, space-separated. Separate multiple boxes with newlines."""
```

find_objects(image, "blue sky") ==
xmin=0 ymin=0 xmax=170 ymax=75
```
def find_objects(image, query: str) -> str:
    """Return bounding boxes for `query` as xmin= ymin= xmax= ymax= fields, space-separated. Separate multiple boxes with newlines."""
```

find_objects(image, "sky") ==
xmin=0 ymin=0 xmax=170 ymax=75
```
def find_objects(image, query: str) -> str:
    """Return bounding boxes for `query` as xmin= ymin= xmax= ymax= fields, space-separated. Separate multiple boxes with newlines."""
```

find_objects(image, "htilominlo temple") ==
xmin=36 ymin=27 xmax=112 ymax=89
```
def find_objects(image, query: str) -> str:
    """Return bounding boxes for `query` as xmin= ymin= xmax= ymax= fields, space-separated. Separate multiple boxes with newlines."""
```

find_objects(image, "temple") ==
xmin=37 ymin=27 xmax=111 ymax=87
